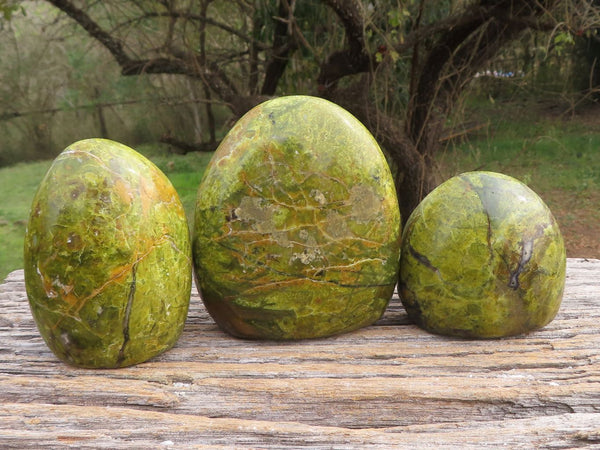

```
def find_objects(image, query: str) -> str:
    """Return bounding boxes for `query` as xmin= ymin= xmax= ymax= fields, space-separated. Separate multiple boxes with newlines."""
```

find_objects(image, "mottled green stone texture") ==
xmin=399 ymin=171 xmax=566 ymax=338
xmin=24 ymin=139 xmax=192 ymax=368
xmin=193 ymin=96 xmax=401 ymax=340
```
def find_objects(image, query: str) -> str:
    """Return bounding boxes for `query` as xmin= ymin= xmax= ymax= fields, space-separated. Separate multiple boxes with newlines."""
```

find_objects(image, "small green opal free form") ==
xmin=193 ymin=96 xmax=401 ymax=339
xmin=24 ymin=139 xmax=191 ymax=368
xmin=399 ymin=171 xmax=566 ymax=338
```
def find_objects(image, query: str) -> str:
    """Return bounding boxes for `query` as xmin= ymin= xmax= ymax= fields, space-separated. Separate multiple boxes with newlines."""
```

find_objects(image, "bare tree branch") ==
xmin=159 ymin=135 xmax=220 ymax=153
xmin=46 ymin=0 xmax=132 ymax=68
xmin=111 ymin=10 xmax=271 ymax=50
xmin=0 ymin=96 xmax=224 ymax=121
xmin=45 ymin=0 xmax=251 ymax=114
xmin=37 ymin=0 xmax=596 ymax=222
xmin=317 ymin=0 xmax=371 ymax=88
xmin=322 ymin=0 xmax=365 ymax=54
xmin=407 ymin=1 xmax=561 ymax=151
xmin=261 ymin=0 xmax=299 ymax=95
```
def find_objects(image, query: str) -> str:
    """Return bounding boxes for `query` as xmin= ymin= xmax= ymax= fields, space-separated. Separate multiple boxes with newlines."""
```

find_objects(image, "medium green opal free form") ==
xmin=193 ymin=96 xmax=401 ymax=340
xmin=399 ymin=171 xmax=566 ymax=338
xmin=24 ymin=139 xmax=191 ymax=368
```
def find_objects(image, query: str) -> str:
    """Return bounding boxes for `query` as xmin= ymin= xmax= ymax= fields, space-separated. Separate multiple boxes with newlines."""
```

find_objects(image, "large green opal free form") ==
xmin=399 ymin=171 xmax=566 ymax=338
xmin=24 ymin=139 xmax=192 ymax=368
xmin=193 ymin=95 xmax=401 ymax=340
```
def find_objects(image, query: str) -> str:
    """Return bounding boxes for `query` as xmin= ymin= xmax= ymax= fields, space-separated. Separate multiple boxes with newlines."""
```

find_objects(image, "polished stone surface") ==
xmin=399 ymin=171 xmax=566 ymax=338
xmin=193 ymin=96 xmax=401 ymax=339
xmin=24 ymin=139 xmax=191 ymax=368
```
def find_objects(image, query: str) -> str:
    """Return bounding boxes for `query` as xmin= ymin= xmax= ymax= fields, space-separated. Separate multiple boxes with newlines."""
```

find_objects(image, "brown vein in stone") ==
xmin=213 ymin=240 xmax=390 ymax=290
xmin=216 ymin=225 xmax=385 ymax=249
xmin=117 ymin=262 xmax=137 ymax=366
xmin=49 ymin=235 xmax=168 ymax=331
xmin=408 ymin=243 xmax=440 ymax=274
xmin=508 ymin=239 xmax=534 ymax=290
xmin=483 ymin=209 xmax=495 ymax=264
xmin=239 ymin=276 xmax=393 ymax=296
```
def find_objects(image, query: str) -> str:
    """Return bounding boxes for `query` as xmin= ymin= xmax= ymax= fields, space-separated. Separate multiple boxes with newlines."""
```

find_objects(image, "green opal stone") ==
xmin=399 ymin=171 xmax=566 ymax=338
xmin=193 ymin=95 xmax=401 ymax=340
xmin=24 ymin=139 xmax=192 ymax=368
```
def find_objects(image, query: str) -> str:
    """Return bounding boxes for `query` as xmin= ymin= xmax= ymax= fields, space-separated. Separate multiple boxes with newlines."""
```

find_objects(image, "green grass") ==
xmin=0 ymin=160 xmax=52 ymax=281
xmin=438 ymin=100 xmax=600 ymax=196
xmin=3 ymin=100 xmax=600 ymax=279
xmin=438 ymin=98 xmax=600 ymax=260
xmin=0 ymin=143 xmax=213 ymax=281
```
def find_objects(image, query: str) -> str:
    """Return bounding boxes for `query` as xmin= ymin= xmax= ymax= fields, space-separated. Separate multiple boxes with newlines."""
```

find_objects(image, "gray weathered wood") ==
xmin=1 ymin=258 xmax=599 ymax=448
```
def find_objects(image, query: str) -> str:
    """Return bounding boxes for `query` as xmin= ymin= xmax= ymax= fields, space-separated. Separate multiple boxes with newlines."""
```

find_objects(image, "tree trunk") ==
xmin=94 ymin=87 xmax=109 ymax=138
xmin=41 ymin=0 xmax=574 ymax=222
xmin=261 ymin=0 xmax=298 ymax=95
xmin=324 ymin=78 xmax=437 ymax=223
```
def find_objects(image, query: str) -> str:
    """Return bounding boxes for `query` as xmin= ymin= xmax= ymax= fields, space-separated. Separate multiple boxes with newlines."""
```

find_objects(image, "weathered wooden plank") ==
xmin=1 ymin=258 xmax=599 ymax=448
xmin=1 ymin=403 xmax=600 ymax=449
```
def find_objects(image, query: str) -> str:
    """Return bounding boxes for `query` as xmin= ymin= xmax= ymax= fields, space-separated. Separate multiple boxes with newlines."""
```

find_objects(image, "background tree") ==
xmin=572 ymin=0 xmax=600 ymax=99
xmin=6 ymin=0 xmax=600 ymax=220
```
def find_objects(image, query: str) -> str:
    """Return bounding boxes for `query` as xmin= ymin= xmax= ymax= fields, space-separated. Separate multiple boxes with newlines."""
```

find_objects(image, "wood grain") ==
xmin=1 ymin=258 xmax=599 ymax=448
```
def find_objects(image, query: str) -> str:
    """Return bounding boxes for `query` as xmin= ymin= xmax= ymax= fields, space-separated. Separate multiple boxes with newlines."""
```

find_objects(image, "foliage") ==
xmin=439 ymin=98 xmax=600 ymax=194
xmin=0 ymin=159 xmax=51 ymax=281
xmin=0 ymin=0 xmax=25 ymax=21
xmin=0 ymin=1 xmax=228 ymax=165
xmin=1 ymin=0 xmax=600 ymax=220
